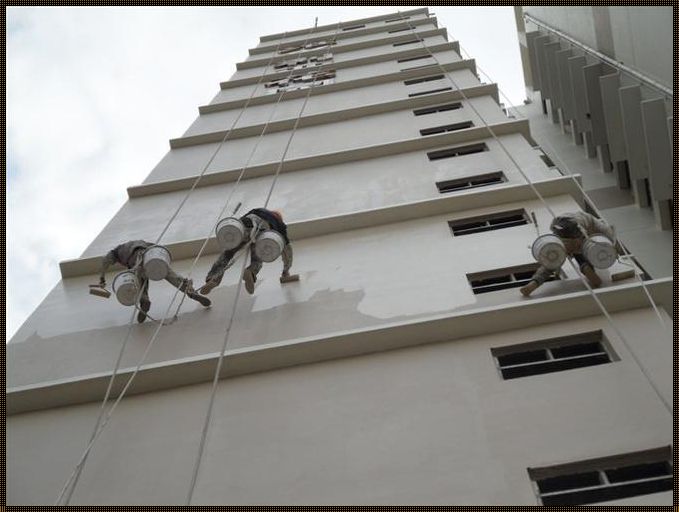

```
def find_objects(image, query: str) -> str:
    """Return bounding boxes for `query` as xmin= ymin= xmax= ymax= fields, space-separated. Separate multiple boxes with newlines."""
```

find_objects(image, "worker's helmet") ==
xmin=270 ymin=209 xmax=284 ymax=223
xmin=550 ymin=216 xmax=581 ymax=239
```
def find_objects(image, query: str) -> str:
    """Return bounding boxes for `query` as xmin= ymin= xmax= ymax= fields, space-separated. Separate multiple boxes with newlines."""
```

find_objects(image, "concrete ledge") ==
xmin=63 ymin=175 xmax=581 ymax=279
xmin=224 ymin=40 xmax=458 ymax=90
xmin=237 ymin=27 xmax=448 ymax=71
xmin=7 ymin=277 xmax=671 ymax=415
xmin=173 ymin=83 xmax=496 ymax=149
xmin=133 ymin=117 xmax=525 ymax=198
xmin=203 ymin=58 xmax=476 ymax=114
xmin=250 ymin=17 xmax=437 ymax=56
xmin=260 ymin=8 xmax=428 ymax=42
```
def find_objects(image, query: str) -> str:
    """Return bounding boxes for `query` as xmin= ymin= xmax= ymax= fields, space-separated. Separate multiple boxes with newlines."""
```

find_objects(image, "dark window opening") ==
xmin=408 ymin=87 xmax=453 ymax=97
xmin=397 ymin=54 xmax=430 ymax=63
xmin=420 ymin=121 xmax=473 ymax=136
xmin=539 ymin=153 xmax=555 ymax=167
xmin=404 ymin=74 xmax=444 ymax=86
xmin=342 ymin=24 xmax=365 ymax=31
xmin=414 ymin=103 xmax=462 ymax=116
xmin=468 ymin=263 xmax=559 ymax=295
xmin=644 ymin=178 xmax=653 ymax=210
xmin=492 ymin=331 xmax=613 ymax=380
xmin=529 ymin=448 xmax=673 ymax=506
xmin=449 ymin=209 xmax=529 ymax=236
xmin=393 ymin=39 xmax=421 ymax=47
xmin=428 ymin=143 xmax=488 ymax=160
xmin=436 ymin=171 xmax=504 ymax=194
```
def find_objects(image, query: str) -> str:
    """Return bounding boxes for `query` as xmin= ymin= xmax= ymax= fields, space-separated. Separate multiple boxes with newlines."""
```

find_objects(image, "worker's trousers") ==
xmin=130 ymin=249 xmax=192 ymax=308
xmin=205 ymin=214 xmax=269 ymax=286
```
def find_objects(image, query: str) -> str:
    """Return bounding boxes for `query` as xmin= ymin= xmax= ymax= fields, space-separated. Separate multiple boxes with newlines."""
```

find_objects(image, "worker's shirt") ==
xmin=103 ymin=240 xmax=153 ymax=270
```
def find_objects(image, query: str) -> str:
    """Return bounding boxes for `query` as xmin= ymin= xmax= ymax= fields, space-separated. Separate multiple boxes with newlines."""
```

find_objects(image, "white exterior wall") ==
xmin=8 ymin=308 xmax=672 ymax=505
xmin=8 ymin=7 xmax=672 ymax=505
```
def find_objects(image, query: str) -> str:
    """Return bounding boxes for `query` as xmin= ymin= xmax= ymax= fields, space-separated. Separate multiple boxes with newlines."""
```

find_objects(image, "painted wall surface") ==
xmin=7 ymin=308 xmax=672 ymax=504
xmin=187 ymin=52 xmax=466 ymax=138
xmin=215 ymin=35 xmax=450 ymax=104
xmin=147 ymin=96 xmax=514 ymax=184
xmin=524 ymin=7 xmax=598 ymax=49
xmin=90 ymin=134 xmax=555 ymax=254
xmin=10 ymin=194 xmax=647 ymax=389
xmin=255 ymin=12 xmax=431 ymax=50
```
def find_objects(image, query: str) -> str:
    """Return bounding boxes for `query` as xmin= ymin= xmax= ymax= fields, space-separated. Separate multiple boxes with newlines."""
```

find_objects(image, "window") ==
xmin=404 ymin=74 xmax=444 ymax=86
xmin=467 ymin=263 xmax=559 ymax=295
xmin=420 ymin=121 xmax=473 ymax=136
xmin=401 ymin=64 xmax=438 ymax=72
xmin=385 ymin=16 xmax=410 ymax=23
xmin=264 ymin=70 xmax=336 ymax=93
xmin=342 ymin=24 xmax=365 ymax=31
xmin=528 ymin=447 xmax=673 ymax=505
xmin=408 ymin=87 xmax=453 ymax=97
xmin=449 ymin=209 xmax=529 ymax=236
xmin=436 ymin=172 xmax=504 ymax=194
xmin=491 ymin=331 xmax=614 ymax=380
xmin=427 ymin=142 xmax=488 ymax=160
xmin=413 ymin=103 xmax=462 ymax=116
xmin=397 ymin=54 xmax=430 ymax=63
xmin=393 ymin=39 xmax=421 ymax=47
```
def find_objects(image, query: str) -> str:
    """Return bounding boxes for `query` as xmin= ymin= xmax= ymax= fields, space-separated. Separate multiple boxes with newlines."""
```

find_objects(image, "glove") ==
xmin=99 ymin=277 xmax=106 ymax=287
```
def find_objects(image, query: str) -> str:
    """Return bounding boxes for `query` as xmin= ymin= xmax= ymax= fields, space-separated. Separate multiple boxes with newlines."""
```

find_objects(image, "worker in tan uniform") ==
xmin=99 ymin=240 xmax=211 ymax=322
xmin=199 ymin=208 xmax=293 ymax=296
xmin=520 ymin=212 xmax=619 ymax=297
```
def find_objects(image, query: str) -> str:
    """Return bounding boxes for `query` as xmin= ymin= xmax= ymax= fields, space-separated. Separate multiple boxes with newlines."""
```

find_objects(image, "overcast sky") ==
xmin=6 ymin=6 xmax=525 ymax=340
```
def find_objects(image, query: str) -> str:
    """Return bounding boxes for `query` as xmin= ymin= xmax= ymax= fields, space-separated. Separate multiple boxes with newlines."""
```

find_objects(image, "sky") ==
xmin=6 ymin=6 xmax=525 ymax=340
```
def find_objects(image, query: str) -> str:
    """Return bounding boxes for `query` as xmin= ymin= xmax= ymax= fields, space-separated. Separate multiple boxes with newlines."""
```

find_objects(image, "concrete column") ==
xmin=619 ymin=85 xmax=650 ymax=208
xmin=544 ymin=42 xmax=562 ymax=124
xmin=569 ymin=55 xmax=594 ymax=154
xmin=571 ymin=120 xmax=584 ymax=145
xmin=526 ymin=31 xmax=542 ymax=91
xmin=641 ymin=98 xmax=672 ymax=229
xmin=599 ymin=73 xmax=627 ymax=168
xmin=534 ymin=35 xmax=553 ymax=108
xmin=583 ymin=63 xmax=614 ymax=172
xmin=556 ymin=48 xmax=574 ymax=135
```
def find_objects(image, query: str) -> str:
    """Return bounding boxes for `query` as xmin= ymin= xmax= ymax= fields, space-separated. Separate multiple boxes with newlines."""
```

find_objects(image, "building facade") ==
xmin=7 ymin=8 xmax=673 ymax=505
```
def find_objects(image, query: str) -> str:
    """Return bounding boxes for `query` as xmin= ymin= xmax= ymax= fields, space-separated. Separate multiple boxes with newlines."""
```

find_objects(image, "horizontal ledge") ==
xmin=64 ymin=175 xmax=579 ymax=279
xmin=259 ymin=8 xmax=429 ymax=43
xmin=224 ymin=39 xmax=458 ymax=91
xmin=173 ymin=83 xmax=496 ymax=149
xmin=7 ymin=277 xmax=671 ymax=415
xmin=203 ymin=56 xmax=474 ymax=114
xmin=251 ymin=16 xmax=437 ymax=56
xmin=237 ymin=27 xmax=447 ymax=71
xmin=134 ymin=117 xmax=525 ymax=199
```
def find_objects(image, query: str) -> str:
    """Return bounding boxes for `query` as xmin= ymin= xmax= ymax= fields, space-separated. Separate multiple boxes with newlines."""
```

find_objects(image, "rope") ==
xmin=185 ymin=22 xmax=342 ymax=504
xmin=56 ymin=32 xmax=292 ymax=505
xmin=457 ymin=41 xmax=671 ymax=335
xmin=402 ymin=13 xmax=671 ymax=414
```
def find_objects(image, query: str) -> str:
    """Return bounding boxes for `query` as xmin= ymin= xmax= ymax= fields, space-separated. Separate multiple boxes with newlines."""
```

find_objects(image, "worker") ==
xmin=520 ymin=212 xmax=618 ymax=297
xmin=199 ymin=208 xmax=293 ymax=295
xmin=99 ymin=240 xmax=211 ymax=322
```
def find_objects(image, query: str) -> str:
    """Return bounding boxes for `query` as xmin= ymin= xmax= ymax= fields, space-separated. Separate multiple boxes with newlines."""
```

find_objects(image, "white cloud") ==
xmin=6 ymin=6 xmax=525 ymax=339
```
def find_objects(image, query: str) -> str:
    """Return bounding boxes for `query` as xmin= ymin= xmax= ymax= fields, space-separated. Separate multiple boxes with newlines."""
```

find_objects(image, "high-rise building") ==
xmin=7 ymin=8 xmax=672 ymax=505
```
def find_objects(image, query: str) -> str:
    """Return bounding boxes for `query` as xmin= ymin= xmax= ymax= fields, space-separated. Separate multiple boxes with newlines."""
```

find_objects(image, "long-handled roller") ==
xmin=89 ymin=284 xmax=111 ymax=298
xmin=279 ymin=273 xmax=300 ymax=284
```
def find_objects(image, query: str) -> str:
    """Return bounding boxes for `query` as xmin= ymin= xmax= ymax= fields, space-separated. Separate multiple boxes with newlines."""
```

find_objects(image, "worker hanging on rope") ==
xmin=199 ymin=208 xmax=294 ymax=296
xmin=98 ymin=240 xmax=211 ymax=322
xmin=521 ymin=212 xmax=620 ymax=297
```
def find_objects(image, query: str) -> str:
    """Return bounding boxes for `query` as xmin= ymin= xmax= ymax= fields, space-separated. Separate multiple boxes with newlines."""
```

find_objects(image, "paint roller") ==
xmin=89 ymin=284 xmax=111 ymax=298
xmin=280 ymin=273 xmax=300 ymax=284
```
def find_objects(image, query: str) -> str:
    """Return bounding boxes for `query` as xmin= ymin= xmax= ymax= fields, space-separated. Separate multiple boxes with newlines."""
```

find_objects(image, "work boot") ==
xmin=188 ymin=292 xmax=211 ymax=308
xmin=137 ymin=300 xmax=151 ymax=323
xmin=581 ymin=265 xmax=602 ymax=288
xmin=243 ymin=268 xmax=256 ymax=295
xmin=520 ymin=280 xmax=539 ymax=297
xmin=199 ymin=279 xmax=219 ymax=295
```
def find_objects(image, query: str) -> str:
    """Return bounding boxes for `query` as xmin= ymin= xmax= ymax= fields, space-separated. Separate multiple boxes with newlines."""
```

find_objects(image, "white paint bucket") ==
xmin=216 ymin=217 xmax=246 ymax=250
xmin=583 ymin=235 xmax=617 ymax=269
xmin=142 ymin=245 xmax=172 ymax=281
xmin=254 ymin=230 xmax=285 ymax=262
xmin=113 ymin=271 xmax=139 ymax=306
xmin=531 ymin=234 xmax=567 ymax=270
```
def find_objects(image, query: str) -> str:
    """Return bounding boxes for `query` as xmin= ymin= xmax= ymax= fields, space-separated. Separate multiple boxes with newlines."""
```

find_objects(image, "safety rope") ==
xmin=402 ymin=13 xmax=671 ymax=414
xmin=56 ymin=31 xmax=294 ymax=505
xmin=185 ymin=22 xmax=342 ymax=505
